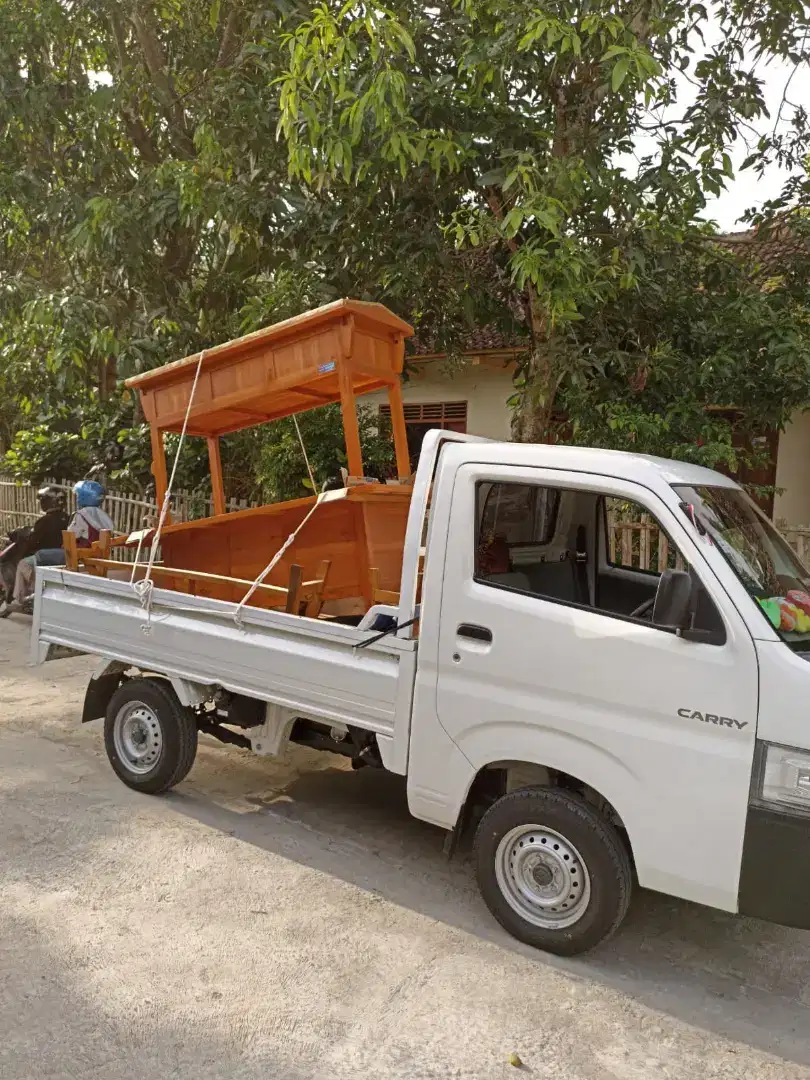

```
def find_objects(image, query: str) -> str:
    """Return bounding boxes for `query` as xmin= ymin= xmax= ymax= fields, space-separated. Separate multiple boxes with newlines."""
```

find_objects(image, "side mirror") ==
xmin=652 ymin=569 xmax=694 ymax=631
xmin=654 ymin=567 xmax=725 ymax=645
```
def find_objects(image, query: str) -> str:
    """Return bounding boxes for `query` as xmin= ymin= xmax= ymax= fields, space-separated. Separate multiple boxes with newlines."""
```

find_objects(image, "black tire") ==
xmin=474 ymin=787 xmax=632 ymax=956
xmin=104 ymin=677 xmax=198 ymax=795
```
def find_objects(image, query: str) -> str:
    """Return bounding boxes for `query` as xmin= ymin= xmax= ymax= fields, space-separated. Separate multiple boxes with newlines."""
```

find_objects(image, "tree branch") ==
xmin=110 ymin=10 xmax=161 ymax=165
xmin=129 ymin=3 xmax=196 ymax=158
xmin=216 ymin=7 xmax=240 ymax=68
xmin=121 ymin=105 xmax=162 ymax=165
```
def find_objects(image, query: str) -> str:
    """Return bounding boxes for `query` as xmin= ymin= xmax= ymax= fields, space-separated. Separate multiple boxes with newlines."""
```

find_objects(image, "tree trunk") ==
xmin=98 ymin=355 xmax=118 ymax=399
xmin=510 ymin=290 xmax=559 ymax=443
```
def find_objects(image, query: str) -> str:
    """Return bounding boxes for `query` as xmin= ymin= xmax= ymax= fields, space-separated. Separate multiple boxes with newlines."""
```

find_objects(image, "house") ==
xmin=364 ymin=248 xmax=810 ymax=524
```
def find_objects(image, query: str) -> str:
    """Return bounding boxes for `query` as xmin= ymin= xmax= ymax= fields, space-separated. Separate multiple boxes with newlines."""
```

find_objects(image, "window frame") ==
xmin=472 ymin=477 xmax=725 ymax=642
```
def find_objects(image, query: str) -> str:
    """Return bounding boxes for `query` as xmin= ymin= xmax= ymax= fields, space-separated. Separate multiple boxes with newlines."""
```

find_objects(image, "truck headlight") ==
xmin=759 ymin=742 xmax=810 ymax=811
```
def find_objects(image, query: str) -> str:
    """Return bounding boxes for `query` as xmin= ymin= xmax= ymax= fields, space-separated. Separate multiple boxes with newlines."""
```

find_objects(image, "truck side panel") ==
xmin=34 ymin=570 xmax=415 ymax=759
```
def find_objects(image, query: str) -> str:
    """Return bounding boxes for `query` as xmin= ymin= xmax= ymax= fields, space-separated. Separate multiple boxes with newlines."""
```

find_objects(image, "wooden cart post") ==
xmin=150 ymin=426 xmax=170 ymax=521
xmin=387 ymin=377 xmax=411 ymax=480
xmin=338 ymin=363 xmax=364 ymax=478
xmin=207 ymin=436 xmax=226 ymax=516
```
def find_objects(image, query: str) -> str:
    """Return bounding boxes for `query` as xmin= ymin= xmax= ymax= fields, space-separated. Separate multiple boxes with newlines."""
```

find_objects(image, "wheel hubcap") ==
xmin=495 ymin=824 xmax=591 ymax=929
xmin=113 ymin=702 xmax=163 ymax=775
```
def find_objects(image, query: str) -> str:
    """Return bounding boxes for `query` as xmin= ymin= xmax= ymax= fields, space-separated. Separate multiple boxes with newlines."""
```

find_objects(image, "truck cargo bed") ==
xmin=32 ymin=569 xmax=416 ymax=752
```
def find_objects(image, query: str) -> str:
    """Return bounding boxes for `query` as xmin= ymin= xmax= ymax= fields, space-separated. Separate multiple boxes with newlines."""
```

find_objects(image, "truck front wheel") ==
xmin=104 ymin=678 xmax=198 ymax=795
xmin=474 ymin=787 xmax=632 ymax=956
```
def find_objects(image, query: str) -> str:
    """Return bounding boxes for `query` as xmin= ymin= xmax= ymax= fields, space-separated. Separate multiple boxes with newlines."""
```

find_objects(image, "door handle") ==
xmin=457 ymin=623 xmax=493 ymax=643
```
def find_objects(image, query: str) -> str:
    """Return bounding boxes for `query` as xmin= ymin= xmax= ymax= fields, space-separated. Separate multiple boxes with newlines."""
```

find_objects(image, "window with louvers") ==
xmin=379 ymin=401 xmax=467 ymax=428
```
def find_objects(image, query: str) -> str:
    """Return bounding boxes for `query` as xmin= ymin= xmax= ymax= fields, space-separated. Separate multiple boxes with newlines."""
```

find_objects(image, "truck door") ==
xmin=434 ymin=464 xmax=758 ymax=913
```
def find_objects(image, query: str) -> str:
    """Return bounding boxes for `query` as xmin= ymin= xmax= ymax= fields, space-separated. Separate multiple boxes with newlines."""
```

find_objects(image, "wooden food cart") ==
xmin=66 ymin=300 xmax=416 ymax=618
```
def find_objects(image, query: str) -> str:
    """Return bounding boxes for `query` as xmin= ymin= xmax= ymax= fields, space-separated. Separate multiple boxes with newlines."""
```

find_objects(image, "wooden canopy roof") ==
xmin=126 ymin=299 xmax=414 ymax=437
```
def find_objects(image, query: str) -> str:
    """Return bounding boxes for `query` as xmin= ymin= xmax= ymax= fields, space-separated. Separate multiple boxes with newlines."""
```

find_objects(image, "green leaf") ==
xmin=611 ymin=57 xmax=630 ymax=92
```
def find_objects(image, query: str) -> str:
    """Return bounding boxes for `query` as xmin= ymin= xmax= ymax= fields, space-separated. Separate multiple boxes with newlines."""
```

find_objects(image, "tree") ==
xmin=3 ymin=0 xmax=810 ymax=500
xmin=0 ymin=0 xmax=494 ymax=492
xmin=275 ymin=0 xmax=810 ymax=441
xmin=558 ymin=223 xmax=810 ymax=485
xmin=0 ymin=0 xmax=328 ymax=398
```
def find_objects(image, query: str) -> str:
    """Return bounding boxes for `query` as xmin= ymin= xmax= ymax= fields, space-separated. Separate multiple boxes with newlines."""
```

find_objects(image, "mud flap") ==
xmin=82 ymin=669 xmax=125 ymax=723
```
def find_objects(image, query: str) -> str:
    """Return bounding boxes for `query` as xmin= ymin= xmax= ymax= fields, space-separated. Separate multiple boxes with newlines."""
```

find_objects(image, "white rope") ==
xmin=233 ymin=489 xmax=327 ymax=628
xmin=132 ymin=349 xmax=206 ymax=631
xmin=129 ymin=530 xmax=146 ymax=585
xmin=293 ymin=414 xmax=316 ymax=493
xmin=232 ymin=408 xmax=327 ymax=627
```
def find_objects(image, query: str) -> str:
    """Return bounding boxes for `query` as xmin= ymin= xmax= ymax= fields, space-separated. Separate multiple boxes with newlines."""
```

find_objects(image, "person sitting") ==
xmin=0 ymin=486 xmax=68 ymax=605
xmin=1 ymin=480 xmax=115 ymax=617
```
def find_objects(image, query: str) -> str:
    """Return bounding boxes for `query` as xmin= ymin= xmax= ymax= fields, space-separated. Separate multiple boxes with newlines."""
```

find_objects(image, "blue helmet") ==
xmin=74 ymin=479 xmax=106 ymax=509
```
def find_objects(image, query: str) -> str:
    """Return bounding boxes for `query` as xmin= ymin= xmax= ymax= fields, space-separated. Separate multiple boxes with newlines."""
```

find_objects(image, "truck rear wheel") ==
xmin=474 ymin=787 xmax=632 ymax=956
xmin=104 ymin=678 xmax=198 ymax=795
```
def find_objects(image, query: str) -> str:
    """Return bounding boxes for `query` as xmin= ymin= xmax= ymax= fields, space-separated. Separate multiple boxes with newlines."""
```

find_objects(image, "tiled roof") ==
xmin=714 ymin=220 xmax=810 ymax=275
xmin=409 ymin=325 xmax=528 ymax=356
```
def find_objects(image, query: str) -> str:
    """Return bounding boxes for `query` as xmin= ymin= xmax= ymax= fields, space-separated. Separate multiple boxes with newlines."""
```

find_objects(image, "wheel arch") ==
xmin=82 ymin=660 xmax=210 ymax=723
xmin=454 ymin=754 xmax=637 ymax=871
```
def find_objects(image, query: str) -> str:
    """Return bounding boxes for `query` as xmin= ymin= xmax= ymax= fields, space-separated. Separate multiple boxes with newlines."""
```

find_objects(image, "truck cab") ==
xmin=406 ymin=441 xmax=810 ymax=953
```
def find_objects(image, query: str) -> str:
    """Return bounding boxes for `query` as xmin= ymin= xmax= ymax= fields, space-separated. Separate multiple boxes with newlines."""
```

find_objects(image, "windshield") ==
xmin=674 ymin=485 xmax=810 ymax=648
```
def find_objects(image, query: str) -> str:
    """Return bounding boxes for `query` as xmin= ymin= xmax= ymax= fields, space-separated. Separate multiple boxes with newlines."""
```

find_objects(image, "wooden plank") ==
xmin=338 ymin=362 xmax=364 ymax=477
xmin=369 ymin=566 xmax=400 ymax=605
xmin=62 ymin=530 xmax=78 ymax=571
xmin=658 ymin=533 xmax=669 ymax=572
xmin=639 ymin=515 xmax=651 ymax=571
xmin=79 ymin=559 xmax=289 ymax=596
xmin=94 ymin=530 xmax=112 ymax=570
xmin=620 ymin=524 xmax=633 ymax=568
xmin=285 ymin=564 xmax=303 ymax=614
xmin=304 ymin=559 xmax=331 ymax=618
xmin=76 ymin=558 xmax=330 ymax=606
xmin=387 ymin=378 xmax=411 ymax=480
xmin=150 ymin=426 xmax=170 ymax=521
xmin=607 ymin=511 xmax=617 ymax=564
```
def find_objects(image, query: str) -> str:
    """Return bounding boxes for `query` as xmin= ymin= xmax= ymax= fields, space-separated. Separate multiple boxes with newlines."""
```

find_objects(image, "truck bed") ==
xmin=32 ymin=568 xmax=416 ymax=770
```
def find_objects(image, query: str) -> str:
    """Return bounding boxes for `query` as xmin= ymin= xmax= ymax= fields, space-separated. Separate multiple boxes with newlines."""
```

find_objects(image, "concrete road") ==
xmin=1 ymin=619 xmax=809 ymax=1079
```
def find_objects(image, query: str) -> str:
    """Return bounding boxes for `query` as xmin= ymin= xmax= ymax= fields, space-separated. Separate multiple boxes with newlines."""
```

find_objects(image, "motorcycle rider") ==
xmin=1 ymin=479 xmax=115 ymax=617
xmin=0 ymin=486 xmax=68 ymax=604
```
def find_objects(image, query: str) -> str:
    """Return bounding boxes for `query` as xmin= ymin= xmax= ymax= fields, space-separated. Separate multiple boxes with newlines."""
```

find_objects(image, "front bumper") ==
xmin=738 ymin=805 xmax=810 ymax=929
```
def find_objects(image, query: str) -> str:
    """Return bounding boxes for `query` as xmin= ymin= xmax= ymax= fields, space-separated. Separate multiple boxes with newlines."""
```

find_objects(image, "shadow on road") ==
xmin=165 ymin=743 xmax=810 ymax=1069
xmin=0 ymin=906 xmax=319 ymax=1080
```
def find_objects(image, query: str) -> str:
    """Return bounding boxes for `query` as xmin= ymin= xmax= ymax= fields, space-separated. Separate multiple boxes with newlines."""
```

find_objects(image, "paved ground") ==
xmin=2 ymin=620 xmax=810 ymax=1079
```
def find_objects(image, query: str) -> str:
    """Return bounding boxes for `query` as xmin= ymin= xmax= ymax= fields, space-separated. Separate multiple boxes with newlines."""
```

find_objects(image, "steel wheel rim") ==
xmin=494 ymin=824 xmax=591 ymax=929
xmin=113 ymin=702 xmax=163 ymax=775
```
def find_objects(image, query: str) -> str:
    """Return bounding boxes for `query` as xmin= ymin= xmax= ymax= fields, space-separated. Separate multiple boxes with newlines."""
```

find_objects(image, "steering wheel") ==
xmin=629 ymin=596 xmax=655 ymax=620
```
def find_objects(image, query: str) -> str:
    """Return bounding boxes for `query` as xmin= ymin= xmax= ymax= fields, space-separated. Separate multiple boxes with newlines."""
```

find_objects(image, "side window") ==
xmin=475 ymin=481 xmax=583 ymax=606
xmin=478 ymin=482 xmax=559 ymax=548
xmin=475 ymin=481 xmax=725 ymax=641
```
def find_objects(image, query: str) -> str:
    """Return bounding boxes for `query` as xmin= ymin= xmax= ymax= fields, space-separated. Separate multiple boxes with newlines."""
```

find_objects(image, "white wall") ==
xmin=363 ymin=362 xmax=514 ymax=440
xmin=775 ymin=410 xmax=810 ymax=524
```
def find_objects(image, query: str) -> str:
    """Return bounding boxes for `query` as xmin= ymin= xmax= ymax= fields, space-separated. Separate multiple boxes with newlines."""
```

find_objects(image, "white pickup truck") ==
xmin=31 ymin=431 xmax=810 ymax=955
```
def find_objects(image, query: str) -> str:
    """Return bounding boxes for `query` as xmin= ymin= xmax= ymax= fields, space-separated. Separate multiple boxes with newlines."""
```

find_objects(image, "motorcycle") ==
xmin=0 ymin=526 xmax=32 ymax=603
